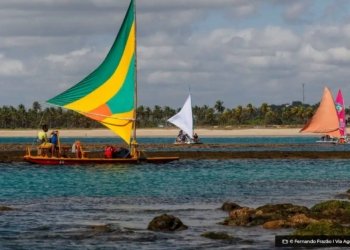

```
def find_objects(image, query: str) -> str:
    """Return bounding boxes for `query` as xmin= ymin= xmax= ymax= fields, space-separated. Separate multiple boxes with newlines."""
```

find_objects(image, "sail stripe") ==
xmin=65 ymin=24 xmax=135 ymax=112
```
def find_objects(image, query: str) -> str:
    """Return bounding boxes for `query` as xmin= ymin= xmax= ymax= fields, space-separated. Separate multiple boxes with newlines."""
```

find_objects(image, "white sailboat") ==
xmin=167 ymin=94 xmax=201 ymax=144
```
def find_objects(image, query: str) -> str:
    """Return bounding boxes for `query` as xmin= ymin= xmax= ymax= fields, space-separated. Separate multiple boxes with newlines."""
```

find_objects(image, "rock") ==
xmin=263 ymin=220 xmax=287 ymax=229
xmin=227 ymin=207 xmax=256 ymax=226
xmin=0 ymin=206 xmax=15 ymax=211
xmin=147 ymin=214 xmax=188 ymax=232
xmin=255 ymin=203 xmax=310 ymax=218
xmin=221 ymin=202 xmax=241 ymax=212
xmin=311 ymin=200 xmax=350 ymax=223
xmin=334 ymin=193 xmax=350 ymax=199
xmin=201 ymin=231 xmax=233 ymax=240
xmin=223 ymin=203 xmax=311 ymax=227
xmin=262 ymin=214 xmax=317 ymax=229
xmin=288 ymin=214 xmax=317 ymax=228
xmin=249 ymin=203 xmax=310 ymax=226
xmin=293 ymin=220 xmax=350 ymax=236
xmin=87 ymin=224 xmax=115 ymax=233
xmin=334 ymin=190 xmax=350 ymax=199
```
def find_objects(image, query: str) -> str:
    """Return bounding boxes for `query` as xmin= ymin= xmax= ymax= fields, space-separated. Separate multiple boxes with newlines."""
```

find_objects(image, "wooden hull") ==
xmin=23 ymin=155 xmax=179 ymax=165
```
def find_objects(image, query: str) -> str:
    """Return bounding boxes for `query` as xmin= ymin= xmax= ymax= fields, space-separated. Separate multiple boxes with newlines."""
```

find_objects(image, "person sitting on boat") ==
xmin=72 ymin=140 xmax=84 ymax=158
xmin=176 ymin=130 xmax=184 ymax=143
xmin=37 ymin=124 xmax=54 ymax=156
xmin=104 ymin=145 xmax=131 ymax=158
xmin=339 ymin=137 xmax=346 ymax=144
xmin=193 ymin=133 xmax=200 ymax=143
xmin=321 ymin=135 xmax=331 ymax=141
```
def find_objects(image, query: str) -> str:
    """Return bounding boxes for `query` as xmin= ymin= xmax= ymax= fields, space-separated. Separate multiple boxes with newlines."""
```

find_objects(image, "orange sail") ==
xmin=300 ymin=87 xmax=341 ymax=137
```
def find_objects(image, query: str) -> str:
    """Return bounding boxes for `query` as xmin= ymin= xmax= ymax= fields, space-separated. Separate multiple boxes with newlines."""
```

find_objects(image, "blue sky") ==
xmin=1 ymin=0 xmax=350 ymax=109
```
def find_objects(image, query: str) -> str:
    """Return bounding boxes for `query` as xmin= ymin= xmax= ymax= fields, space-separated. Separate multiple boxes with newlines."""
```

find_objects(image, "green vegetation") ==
xmin=0 ymin=100 xmax=342 ymax=129
xmin=293 ymin=221 xmax=350 ymax=236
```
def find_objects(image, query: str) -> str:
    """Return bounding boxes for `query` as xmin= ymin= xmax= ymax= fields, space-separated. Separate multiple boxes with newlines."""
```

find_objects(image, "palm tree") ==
xmin=214 ymin=100 xmax=225 ymax=113
xmin=234 ymin=105 xmax=243 ymax=124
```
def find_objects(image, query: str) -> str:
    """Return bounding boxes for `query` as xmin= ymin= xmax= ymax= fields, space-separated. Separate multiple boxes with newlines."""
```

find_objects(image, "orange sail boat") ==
xmin=300 ymin=87 xmax=341 ymax=143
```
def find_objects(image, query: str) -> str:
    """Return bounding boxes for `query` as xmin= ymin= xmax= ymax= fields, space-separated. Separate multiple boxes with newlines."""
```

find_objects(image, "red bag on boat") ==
xmin=104 ymin=146 xmax=114 ymax=158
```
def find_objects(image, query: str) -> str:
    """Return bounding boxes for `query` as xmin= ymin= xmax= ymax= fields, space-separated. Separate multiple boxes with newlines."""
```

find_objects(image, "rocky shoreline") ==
xmin=3 ymin=192 xmax=350 ymax=241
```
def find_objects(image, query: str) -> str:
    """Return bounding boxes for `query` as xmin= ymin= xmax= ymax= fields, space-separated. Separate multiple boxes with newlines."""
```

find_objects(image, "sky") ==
xmin=1 ymin=0 xmax=350 ymax=109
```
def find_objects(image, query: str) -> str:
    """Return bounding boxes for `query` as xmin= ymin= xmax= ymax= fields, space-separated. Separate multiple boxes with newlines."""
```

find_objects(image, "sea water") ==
xmin=2 ymin=136 xmax=350 ymax=153
xmin=1 ymin=155 xmax=350 ymax=249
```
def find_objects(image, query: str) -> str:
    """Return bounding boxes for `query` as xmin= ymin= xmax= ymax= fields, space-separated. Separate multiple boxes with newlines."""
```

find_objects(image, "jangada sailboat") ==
xmin=167 ymin=94 xmax=201 ymax=144
xmin=300 ymin=87 xmax=344 ymax=143
xmin=335 ymin=89 xmax=347 ymax=143
xmin=24 ymin=0 xmax=179 ymax=165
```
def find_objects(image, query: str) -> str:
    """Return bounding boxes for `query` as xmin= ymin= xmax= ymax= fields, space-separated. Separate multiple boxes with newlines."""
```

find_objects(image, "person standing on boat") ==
xmin=37 ymin=124 xmax=54 ymax=156
xmin=49 ymin=130 xmax=59 ymax=157
xmin=37 ymin=124 xmax=49 ymax=144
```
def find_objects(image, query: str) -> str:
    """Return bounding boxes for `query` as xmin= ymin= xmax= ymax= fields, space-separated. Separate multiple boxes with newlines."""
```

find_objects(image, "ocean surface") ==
xmin=1 ymin=137 xmax=350 ymax=249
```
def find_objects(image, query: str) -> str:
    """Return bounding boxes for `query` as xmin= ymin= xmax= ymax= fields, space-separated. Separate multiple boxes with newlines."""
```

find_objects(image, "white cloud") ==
xmin=283 ymin=1 xmax=309 ymax=21
xmin=2 ymin=0 xmax=350 ymax=107
xmin=0 ymin=54 xmax=25 ymax=76
xmin=46 ymin=48 xmax=91 ymax=66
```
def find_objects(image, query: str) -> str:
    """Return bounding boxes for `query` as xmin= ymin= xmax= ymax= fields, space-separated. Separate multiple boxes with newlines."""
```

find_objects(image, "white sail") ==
xmin=168 ymin=94 xmax=193 ymax=138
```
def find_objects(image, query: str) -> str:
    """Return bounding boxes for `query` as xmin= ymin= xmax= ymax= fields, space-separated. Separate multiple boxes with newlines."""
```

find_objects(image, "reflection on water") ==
xmin=1 ymin=159 xmax=350 ymax=249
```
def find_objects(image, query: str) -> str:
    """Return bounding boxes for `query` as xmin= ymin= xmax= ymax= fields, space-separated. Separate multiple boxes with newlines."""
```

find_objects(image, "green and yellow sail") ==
xmin=48 ymin=0 xmax=136 ymax=144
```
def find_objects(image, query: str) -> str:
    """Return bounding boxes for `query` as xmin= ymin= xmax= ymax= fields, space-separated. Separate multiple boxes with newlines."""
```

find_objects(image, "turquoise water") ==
xmin=1 ymin=158 xmax=350 ymax=249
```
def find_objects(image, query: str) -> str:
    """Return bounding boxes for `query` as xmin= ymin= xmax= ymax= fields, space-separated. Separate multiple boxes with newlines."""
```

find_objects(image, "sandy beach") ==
xmin=0 ymin=128 xmax=305 ymax=138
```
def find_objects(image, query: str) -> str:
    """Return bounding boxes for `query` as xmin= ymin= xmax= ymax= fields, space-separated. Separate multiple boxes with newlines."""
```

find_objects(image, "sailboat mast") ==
xmin=133 ymin=0 xmax=137 ymax=143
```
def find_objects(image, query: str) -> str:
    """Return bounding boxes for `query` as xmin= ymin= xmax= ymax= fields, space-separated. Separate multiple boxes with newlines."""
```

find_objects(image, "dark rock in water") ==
xmin=147 ymin=214 xmax=188 ymax=231
xmin=262 ymin=219 xmax=287 ymax=229
xmin=287 ymin=214 xmax=318 ymax=229
xmin=0 ymin=205 xmax=15 ymax=211
xmin=223 ymin=203 xmax=311 ymax=227
xmin=293 ymin=221 xmax=350 ymax=236
xmin=201 ymin=231 xmax=233 ymax=240
xmin=226 ymin=207 xmax=256 ymax=226
xmin=221 ymin=201 xmax=241 ymax=212
xmin=334 ymin=193 xmax=350 ymax=199
xmin=87 ymin=224 xmax=116 ymax=234
xmin=335 ymin=190 xmax=350 ymax=199
xmin=255 ymin=203 xmax=310 ymax=218
xmin=262 ymin=214 xmax=317 ymax=229
xmin=310 ymin=200 xmax=350 ymax=223
xmin=251 ymin=203 xmax=310 ymax=226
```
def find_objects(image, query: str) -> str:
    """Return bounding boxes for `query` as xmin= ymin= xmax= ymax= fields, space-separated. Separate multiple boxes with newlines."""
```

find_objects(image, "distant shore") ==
xmin=0 ymin=128 xmax=309 ymax=138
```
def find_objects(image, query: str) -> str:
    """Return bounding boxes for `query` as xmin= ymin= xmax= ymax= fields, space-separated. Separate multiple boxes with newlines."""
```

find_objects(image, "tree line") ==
xmin=0 ymin=100 xmax=344 ymax=129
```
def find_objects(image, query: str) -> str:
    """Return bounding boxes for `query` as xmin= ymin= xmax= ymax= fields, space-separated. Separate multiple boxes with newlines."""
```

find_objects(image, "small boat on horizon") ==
xmin=300 ymin=87 xmax=348 ymax=144
xmin=167 ymin=94 xmax=202 ymax=145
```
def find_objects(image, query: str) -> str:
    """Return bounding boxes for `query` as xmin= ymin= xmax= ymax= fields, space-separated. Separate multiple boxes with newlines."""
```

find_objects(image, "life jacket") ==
xmin=104 ymin=146 xmax=115 ymax=158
